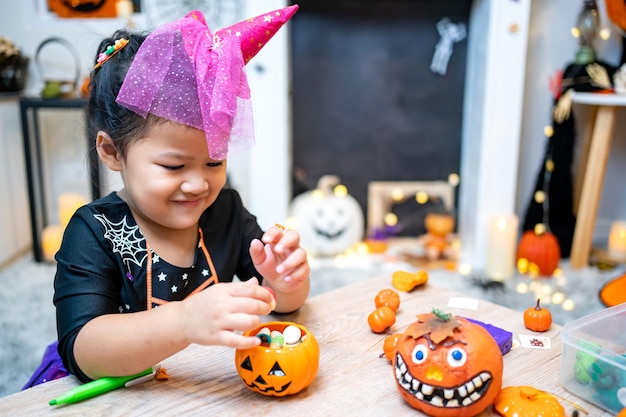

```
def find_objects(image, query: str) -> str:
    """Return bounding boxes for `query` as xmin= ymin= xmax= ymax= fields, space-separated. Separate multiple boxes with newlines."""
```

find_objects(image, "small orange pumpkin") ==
xmin=374 ymin=288 xmax=400 ymax=312
xmin=523 ymin=298 xmax=552 ymax=332
xmin=516 ymin=224 xmax=561 ymax=276
xmin=368 ymin=306 xmax=396 ymax=333
xmin=380 ymin=333 xmax=402 ymax=362
xmin=234 ymin=321 xmax=319 ymax=397
xmin=424 ymin=213 xmax=455 ymax=238
xmin=493 ymin=386 xmax=565 ymax=417
xmin=392 ymin=309 xmax=503 ymax=417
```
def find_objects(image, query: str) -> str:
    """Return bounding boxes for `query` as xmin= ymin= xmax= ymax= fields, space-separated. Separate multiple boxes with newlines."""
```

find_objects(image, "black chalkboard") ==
xmin=290 ymin=0 xmax=470 ymax=230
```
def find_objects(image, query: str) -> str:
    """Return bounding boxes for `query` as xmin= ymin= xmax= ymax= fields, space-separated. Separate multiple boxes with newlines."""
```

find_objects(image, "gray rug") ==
xmin=0 ymin=255 xmax=57 ymax=399
xmin=0 ymin=252 xmax=620 ymax=398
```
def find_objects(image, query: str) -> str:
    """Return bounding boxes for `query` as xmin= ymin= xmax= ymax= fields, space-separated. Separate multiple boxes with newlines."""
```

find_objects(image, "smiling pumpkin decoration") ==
xmin=288 ymin=175 xmax=364 ymax=256
xmin=393 ymin=309 xmax=503 ymax=416
xmin=234 ymin=321 xmax=319 ymax=397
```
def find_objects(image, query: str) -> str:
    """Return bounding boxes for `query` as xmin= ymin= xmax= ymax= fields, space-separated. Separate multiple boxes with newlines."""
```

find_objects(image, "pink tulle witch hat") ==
xmin=116 ymin=5 xmax=299 ymax=159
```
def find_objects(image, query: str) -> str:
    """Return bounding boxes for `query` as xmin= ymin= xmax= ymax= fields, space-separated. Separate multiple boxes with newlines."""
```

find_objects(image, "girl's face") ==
xmin=119 ymin=121 xmax=227 ymax=232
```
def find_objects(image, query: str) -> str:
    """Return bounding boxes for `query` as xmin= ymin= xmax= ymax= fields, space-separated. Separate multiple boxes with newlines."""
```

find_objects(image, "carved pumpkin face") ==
xmin=234 ymin=321 xmax=319 ymax=397
xmin=393 ymin=312 xmax=503 ymax=417
xmin=289 ymin=187 xmax=364 ymax=256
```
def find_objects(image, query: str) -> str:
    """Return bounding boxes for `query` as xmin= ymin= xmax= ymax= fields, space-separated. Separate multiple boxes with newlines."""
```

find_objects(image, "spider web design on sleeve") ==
xmin=94 ymin=214 xmax=148 ymax=271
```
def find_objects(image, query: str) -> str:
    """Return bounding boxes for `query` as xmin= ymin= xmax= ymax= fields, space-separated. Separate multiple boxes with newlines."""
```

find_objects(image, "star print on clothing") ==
xmin=94 ymin=214 xmax=147 ymax=269
xmin=171 ymin=285 xmax=178 ymax=293
xmin=158 ymin=272 xmax=167 ymax=282
xmin=202 ymin=269 xmax=209 ymax=276
xmin=182 ymin=273 xmax=188 ymax=280
xmin=153 ymin=254 xmax=160 ymax=263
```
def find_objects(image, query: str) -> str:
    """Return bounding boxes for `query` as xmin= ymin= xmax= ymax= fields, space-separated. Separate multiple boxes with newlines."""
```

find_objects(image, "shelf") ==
xmin=571 ymin=91 xmax=626 ymax=106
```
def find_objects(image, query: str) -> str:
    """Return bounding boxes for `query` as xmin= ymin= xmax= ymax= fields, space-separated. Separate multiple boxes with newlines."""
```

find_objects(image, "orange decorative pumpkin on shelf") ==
xmin=374 ymin=288 xmax=400 ymax=312
xmin=516 ymin=224 xmax=561 ymax=276
xmin=523 ymin=298 xmax=552 ymax=332
xmin=392 ymin=309 xmax=503 ymax=417
xmin=234 ymin=321 xmax=319 ymax=397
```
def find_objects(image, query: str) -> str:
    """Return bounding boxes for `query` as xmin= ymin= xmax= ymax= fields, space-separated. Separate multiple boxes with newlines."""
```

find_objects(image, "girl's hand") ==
xmin=249 ymin=225 xmax=310 ymax=293
xmin=249 ymin=226 xmax=310 ymax=313
xmin=178 ymin=278 xmax=273 ymax=349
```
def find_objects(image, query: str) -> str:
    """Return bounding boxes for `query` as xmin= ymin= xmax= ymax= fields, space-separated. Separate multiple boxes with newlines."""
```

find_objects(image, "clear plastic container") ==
xmin=561 ymin=303 xmax=626 ymax=413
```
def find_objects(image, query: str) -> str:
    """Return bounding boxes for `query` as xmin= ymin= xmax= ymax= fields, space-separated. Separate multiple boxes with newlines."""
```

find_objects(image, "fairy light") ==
xmin=333 ymin=184 xmax=348 ymax=198
xmin=552 ymin=291 xmax=566 ymax=304
xmin=448 ymin=173 xmax=460 ymax=187
xmin=457 ymin=263 xmax=472 ymax=276
xmin=599 ymin=27 xmax=611 ymax=40
xmin=544 ymin=125 xmax=554 ymax=137
xmin=562 ymin=299 xmax=575 ymax=311
xmin=384 ymin=213 xmax=398 ymax=227
xmin=415 ymin=191 xmax=429 ymax=204
xmin=391 ymin=188 xmax=405 ymax=202
xmin=534 ymin=191 xmax=546 ymax=204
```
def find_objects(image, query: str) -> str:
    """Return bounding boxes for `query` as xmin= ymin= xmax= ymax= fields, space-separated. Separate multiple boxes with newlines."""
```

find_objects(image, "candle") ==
xmin=42 ymin=224 xmax=64 ymax=262
xmin=608 ymin=220 xmax=626 ymax=259
xmin=58 ymin=193 xmax=88 ymax=227
xmin=485 ymin=214 xmax=519 ymax=281
xmin=116 ymin=0 xmax=134 ymax=19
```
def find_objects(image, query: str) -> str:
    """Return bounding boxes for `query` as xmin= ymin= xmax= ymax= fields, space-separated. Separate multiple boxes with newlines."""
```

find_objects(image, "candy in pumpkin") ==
xmin=392 ymin=309 xmax=504 ymax=417
xmin=234 ymin=321 xmax=319 ymax=397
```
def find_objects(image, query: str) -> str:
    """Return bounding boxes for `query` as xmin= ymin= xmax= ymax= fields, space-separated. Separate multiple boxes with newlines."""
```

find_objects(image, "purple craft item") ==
xmin=463 ymin=317 xmax=513 ymax=356
xmin=116 ymin=5 xmax=299 ymax=160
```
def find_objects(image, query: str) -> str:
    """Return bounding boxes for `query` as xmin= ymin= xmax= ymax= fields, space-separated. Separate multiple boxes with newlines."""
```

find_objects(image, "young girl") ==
xmin=53 ymin=5 xmax=309 ymax=383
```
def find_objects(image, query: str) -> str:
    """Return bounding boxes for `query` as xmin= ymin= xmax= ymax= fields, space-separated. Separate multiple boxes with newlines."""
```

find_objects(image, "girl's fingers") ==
xmin=219 ymin=330 xmax=262 ymax=350
xmin=276 ymin=247 xmax=308 ymax=275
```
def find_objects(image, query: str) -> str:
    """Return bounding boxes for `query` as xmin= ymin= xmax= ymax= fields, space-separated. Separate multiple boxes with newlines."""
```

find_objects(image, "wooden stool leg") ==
xmin=570 ymin=105 xmax=617 ymax=269
xmin=573 ymin=106 xmax=597 ymax=216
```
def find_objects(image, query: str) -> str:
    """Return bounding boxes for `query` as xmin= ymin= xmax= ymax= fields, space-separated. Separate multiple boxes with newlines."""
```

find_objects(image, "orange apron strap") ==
xmin=145 ymin=228 xmax=218 ymax=309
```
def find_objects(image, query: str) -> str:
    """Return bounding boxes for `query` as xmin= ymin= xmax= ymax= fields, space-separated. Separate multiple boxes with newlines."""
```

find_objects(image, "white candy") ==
xmin=283 ymin=325 xmax=302 ymax=345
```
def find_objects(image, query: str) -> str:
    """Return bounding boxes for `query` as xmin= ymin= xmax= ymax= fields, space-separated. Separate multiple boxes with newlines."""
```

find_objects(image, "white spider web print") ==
xmin=94 ymin=214 xmax=148 ymax=269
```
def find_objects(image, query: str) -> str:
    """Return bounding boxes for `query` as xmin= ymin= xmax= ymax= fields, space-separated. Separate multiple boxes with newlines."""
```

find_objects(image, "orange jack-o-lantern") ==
xmin=392 ymin=310 xmax=503 ymax=417
xmin=516 ymin=224 xmax=561 ymax=276
xmin=234 ymin=321 xmax=319 ymax=397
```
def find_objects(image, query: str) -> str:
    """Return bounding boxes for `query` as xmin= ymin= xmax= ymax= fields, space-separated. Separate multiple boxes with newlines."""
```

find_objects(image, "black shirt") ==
xmin=53 ymin=189 xmax=263 ymax=381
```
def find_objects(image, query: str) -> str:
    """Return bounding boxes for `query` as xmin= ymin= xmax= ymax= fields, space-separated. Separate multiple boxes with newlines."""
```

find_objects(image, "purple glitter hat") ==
xmin=116 ymin=5 xmax=299 ymax=159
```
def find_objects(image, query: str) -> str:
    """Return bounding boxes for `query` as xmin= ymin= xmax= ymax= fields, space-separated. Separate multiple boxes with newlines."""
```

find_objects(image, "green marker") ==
xmin=48 ymin=366 xmax=157 ymax=406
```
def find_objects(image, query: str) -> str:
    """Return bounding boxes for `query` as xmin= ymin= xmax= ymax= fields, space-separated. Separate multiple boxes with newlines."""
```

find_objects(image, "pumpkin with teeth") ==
xmin=392 ymin=309 xmax=503 ymax=416
xmin=234 ymin=321 xmax=319 ymax=397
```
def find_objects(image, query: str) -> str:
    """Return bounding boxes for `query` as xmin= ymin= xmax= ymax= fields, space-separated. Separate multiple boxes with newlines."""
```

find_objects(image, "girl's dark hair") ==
xmin=86 ymin=29 xmax=158 ymax=184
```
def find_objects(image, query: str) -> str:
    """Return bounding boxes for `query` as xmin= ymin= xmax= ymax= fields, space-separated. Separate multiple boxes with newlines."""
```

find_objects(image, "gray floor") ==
xmin=0 ymin=250 xmax=621 ymax=398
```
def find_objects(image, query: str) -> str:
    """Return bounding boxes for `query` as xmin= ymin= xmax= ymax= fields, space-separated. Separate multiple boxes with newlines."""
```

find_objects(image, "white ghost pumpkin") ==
xmin=289 ymin=175 xmax=364 ymax=256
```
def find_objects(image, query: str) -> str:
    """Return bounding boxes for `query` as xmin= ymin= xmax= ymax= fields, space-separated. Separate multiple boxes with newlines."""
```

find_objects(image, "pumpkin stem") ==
xmin=432 ymin=308 xmax=451 ymax=322
xmin=535 ymin=298 xmax=542 ymax=311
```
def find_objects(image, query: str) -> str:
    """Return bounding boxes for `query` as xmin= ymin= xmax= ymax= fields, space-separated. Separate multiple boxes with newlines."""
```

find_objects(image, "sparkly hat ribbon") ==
xmin=116 ymin=5 xmax=299 ymax=159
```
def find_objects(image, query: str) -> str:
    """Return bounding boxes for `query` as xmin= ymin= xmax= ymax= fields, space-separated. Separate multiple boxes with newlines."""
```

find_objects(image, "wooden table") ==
xmin=570 ymin=92 xmax=626 ymax=269
xmin=0 ymin=275 xmax=612 ymax=416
